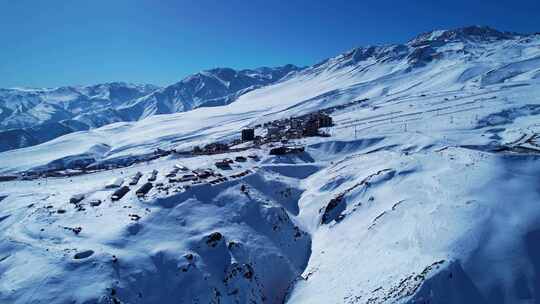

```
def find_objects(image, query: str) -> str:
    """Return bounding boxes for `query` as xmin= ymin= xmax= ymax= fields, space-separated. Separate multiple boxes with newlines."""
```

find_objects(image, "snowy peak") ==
xmin=0 ymin=82 xmax=159 ymax=129
xmin=78 ymin=82 xmax=160 ymax=104
xmin=342 ymin=45 xmax=408 ymax=64
xmin=180 ymin=64 xmax=301 ymax=92
xmin=124 ymin=64 xmax=302 ymax=118
xmin=306 ymin=26 xmax=529 ymax=75
xmin=409 ymin=25 xmax=518 ymax=46
xmin=0 ymin=83 xmax=159 ymax=152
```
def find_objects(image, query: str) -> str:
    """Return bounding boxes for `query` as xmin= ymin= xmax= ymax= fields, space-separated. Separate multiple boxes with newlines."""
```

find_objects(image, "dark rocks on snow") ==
xmin=320 ymin=194 xmax=346 ymax=224
xmin=228 ymin=241 xmax=241 ymax=250
xmin=366 ymin=260 xmax=446 ymax=303
xmin=293 ymin=226 xmax=306 ymax=239
xmin=205 ymin=232 xmax=223 ymax=247
xmin=243 ymin=263 xmax=254 ymax=280
xmin=73 ymin=249 xmax=94 ymax=259
xmin=64 ymin=226 xmax=82 ymax=235
xmin=224 ymin=263 xmax=255 ymax=283
xmin=407 ymin=46 xmax=440 ymax=66
xmin=183 ymin=253 xmax=194 ymax=262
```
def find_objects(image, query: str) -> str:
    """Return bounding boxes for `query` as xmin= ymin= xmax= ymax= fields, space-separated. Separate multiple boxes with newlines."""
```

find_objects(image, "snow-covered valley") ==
xmin=1 ymin=26 xmax=540 ymax=303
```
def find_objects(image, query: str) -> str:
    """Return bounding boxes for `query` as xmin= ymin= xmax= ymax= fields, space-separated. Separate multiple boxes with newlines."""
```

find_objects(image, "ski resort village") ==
xmin=1 ymin=25 xmax=540 ymax=304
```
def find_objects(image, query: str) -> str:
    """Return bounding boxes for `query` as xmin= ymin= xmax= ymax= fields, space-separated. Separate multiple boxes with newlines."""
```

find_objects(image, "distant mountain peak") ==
xmin=119 ymin=64 xmax=302 ymax=121
xmin=409 ymin=25 xmax=518 ymax=46
xmin=313 ymin=26 xmax=525 ymax=72
xmin=182 ymin=64 xmax=301 ymax=85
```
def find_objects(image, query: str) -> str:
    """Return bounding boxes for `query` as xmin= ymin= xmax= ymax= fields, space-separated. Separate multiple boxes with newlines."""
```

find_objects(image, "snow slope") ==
xmin=1 ymin=26 xmax=540 ymax=303
xmin=118 ymin=65 xmax=302 ymax=120
xmin=0 ymin=65 xmax=300 ymax=152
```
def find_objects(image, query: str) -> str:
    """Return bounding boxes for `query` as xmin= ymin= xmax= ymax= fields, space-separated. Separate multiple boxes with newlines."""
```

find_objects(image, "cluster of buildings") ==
xmin=245 ymin=111 xmax=334 ymax=143
xmin=185 ymin=111 xmax=333 ymax=158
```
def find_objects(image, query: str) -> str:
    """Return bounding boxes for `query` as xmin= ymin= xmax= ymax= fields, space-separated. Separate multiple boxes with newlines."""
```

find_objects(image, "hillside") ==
xmin=1 ymin=26 xmax=540 ymax=303
xmin=117 ymin=64 xmax=302 ymax=120
xmin=0 ymin=65 xmax=300 ymax=152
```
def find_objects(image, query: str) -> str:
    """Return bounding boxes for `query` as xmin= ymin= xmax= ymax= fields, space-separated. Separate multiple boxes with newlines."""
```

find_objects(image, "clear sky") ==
xmin=1 ymin=0 xmax=539 ymax=88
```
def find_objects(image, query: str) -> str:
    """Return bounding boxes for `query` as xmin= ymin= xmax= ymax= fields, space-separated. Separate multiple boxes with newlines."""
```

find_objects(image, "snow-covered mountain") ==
xmin=0 ymin=65 xmax=300 ymax=152
xmin=0 ymin=83 xmax=158 ymax=130
xmin=117 ymin=64 xmax=302 ymax=120
xmin=1 ymin=26 xmax=540 ymax=303
xmin=0 ymin=83 xmax=159 ymax=152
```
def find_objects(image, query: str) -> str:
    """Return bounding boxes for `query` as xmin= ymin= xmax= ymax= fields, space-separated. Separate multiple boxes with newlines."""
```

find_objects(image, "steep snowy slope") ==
xmin=1 ymin=26 xmax=540 ymax=304
xmin=287 ymin=142 xmax=540 ymax=304
xmin=118 ymin=64 xmax=301 ymax=120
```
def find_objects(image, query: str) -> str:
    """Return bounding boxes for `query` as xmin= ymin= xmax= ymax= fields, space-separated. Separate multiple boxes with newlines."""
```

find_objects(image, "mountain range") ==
xmin=2 ymin=26 xmax=538 ymax=153
xmin=1 ymin=26 xmax=540 ymax=304
xmin=0 ymin=65 xmax=300 ymax=151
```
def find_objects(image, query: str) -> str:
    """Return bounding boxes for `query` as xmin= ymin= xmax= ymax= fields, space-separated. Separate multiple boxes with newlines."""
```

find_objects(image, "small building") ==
xmin=241 ymin=128 xmax=255 ymax=141
xmin=148 ymin=170 xmax=158 ymax=181
xmin=179 ymin=174 xmax=198 ymax=182
xmin=166 ymin=169 xmax=178 ymax=178
xmin=129 ymin=172 xmax=143 ymax=185
xmin=309 ymin=112 xmax=333 ymax=128
xmin=290 ymin=118 xmax=302 ymax=129
xmin=215 ymin=160 xmax=232 ymax=169
xmin=235 ymin=156 xmax=247 ymax=162
xmin=317 ymin=113 xmax=333 ymax=127
xmin=269 ymin=146 xmax=288 ymax=155
xmin=286 ymin=128 xmax=302 ymax=139
xmin=288 ymin=146 xmax=305 ymax=153
xmin=302 ymin=113 xmax=333 ymax=136
xmin=112 ymin=186 xmax=130 ymax=201
xmin=168 ymin=177 xmax=181 ymax=183
xmin=269 ymin=145 xmax=305 ymax=156
xmin=204 ymin=142 xmax=229 ymax=153
xmin=136 ymin=182 xmax=153 ymax=197
xmin=303 ymin=119 xmax=320 ymax=136
xmin=70 ymin=194 xmax=85 ymax=204
xmin=192 ymin=146 xmax=203 ymax=154
xmin=89 ymin=199 xmax=102 ymax=207
xmin=175 ymin=164 xmax=189 ymax=171
xmin=267 ymin=127 xmax=280 ymax=138
xmin=193 ymin=169 xmax=212 ymax=179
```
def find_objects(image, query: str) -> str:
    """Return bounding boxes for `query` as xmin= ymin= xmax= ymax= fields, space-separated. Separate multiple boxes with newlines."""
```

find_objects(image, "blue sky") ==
xmin=1 ymin=0 xmax=539 ymax=88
